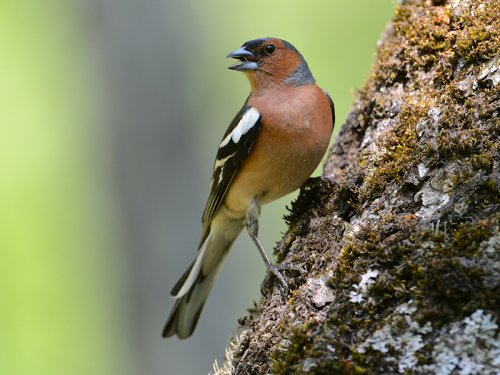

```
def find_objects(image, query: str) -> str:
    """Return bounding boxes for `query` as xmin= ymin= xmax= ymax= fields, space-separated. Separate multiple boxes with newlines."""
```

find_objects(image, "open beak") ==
xmin=227 ymin=47 xmax=258 ymax=71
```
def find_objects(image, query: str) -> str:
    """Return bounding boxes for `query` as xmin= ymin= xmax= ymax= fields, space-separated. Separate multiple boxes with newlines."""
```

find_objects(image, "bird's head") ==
xmin=227 ymin=38 xmax=315 ymax=90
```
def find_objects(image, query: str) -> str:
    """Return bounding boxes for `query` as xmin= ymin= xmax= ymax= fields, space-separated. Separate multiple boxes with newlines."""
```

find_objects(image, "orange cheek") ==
xmin=245 ymin=51 xmax=303 ymax=89
xmin=268 ymin=52 xmax=302 ymax=81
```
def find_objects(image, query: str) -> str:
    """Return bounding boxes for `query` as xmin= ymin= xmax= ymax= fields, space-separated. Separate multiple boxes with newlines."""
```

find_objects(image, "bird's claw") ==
xmin=267 ymin=264 xmax=289 ymax=295
xmin=262 ymin=262 xmax=308 ymax=296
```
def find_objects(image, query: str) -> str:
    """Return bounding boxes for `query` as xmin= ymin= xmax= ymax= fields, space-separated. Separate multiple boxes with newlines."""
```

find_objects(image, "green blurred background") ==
xmin=0 ymin=1 xmax=394 ymax=374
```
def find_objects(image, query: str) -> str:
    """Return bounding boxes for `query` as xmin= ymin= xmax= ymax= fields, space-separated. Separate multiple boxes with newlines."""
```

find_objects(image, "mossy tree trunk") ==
xmin=215 ymin=0 xmax=499 ymax=373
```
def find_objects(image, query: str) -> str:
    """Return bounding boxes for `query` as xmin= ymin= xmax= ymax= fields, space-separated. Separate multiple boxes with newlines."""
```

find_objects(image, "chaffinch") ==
xmin=163 ymin=38 xmax=335 ymax=338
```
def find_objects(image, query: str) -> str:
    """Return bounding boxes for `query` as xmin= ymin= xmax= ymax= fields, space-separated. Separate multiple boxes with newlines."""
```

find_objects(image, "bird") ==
xmin=163 ymin=37 xmax=335 ymax=339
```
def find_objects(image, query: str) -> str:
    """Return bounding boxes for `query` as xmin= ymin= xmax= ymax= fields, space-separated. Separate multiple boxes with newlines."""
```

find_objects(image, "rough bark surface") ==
xmin=213 ymin=0 xmax=499 ymax=374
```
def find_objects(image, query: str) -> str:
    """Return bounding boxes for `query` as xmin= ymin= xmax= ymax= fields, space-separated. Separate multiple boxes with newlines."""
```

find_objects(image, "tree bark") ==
xmin=214 ymin=0 xmax=499 ymax=373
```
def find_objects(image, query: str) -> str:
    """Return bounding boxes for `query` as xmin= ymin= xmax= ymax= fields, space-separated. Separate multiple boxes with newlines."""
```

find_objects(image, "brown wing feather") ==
xmin=199 ymin=106 xmax=262 ymax=247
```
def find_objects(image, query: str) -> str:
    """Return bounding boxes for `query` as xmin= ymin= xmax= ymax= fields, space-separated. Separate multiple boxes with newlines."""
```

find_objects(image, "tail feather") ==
xmin=163 ymin=269 xmax=218 ymax=338
xmin=163 ymin=216 xmax=242 ymax=338
xmin=170 ymin=239 xmax=208 ymax=298
xmin=169 ymin=259 xmax=194 ymax=297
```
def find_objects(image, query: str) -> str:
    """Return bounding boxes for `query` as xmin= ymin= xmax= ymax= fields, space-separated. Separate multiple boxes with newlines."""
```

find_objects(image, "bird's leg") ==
xmin=246 ymin=199 xmax=289 ymax=294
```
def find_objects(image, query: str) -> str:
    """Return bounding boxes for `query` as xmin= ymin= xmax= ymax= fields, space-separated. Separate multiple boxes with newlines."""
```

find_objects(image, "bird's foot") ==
xmin=266 ymin=263 xmax=289 ymax=295
xmin=261 ymin=262 xmax=307 ymax=296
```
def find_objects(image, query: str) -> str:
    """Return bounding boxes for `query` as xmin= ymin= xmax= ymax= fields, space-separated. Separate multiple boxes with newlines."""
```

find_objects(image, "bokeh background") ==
xmin=1 ymin=1 xmax=394 ymax=374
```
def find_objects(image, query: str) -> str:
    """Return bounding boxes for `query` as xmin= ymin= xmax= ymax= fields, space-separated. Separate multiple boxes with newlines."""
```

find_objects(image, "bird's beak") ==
xmin=227 ymin=47 xmax=258 ymax=71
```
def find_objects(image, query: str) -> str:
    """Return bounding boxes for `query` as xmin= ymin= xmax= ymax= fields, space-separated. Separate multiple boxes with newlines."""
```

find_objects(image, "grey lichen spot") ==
xmin=478 ymin=55 xmax=500 ymax=88
xmin=357 ymin=301 xmax=433 ymax=374
xmin=450 ymin=0 xmax=472 ymax=19
xmin=427 ymin=107 xmax=442 ymax=125
xmin=422 ymin=310 xmax=499 ymax=375
xmin=418 ymin=163 xmax=429 ymax=179
xmin=414 ymin=171 xmax=452 ymax=221
xmin=415 ymin=185 xmax=450 ymax=220
xmin=301 ymin=358 xmax=318 ymax=372
xmin=349 ymin=269 xmax=379 ymax=304
xmin=306 ymin=274 xmax=335 ymax=308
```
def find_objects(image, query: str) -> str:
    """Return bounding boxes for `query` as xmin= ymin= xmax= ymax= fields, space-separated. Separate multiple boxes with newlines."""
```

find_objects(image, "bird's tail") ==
xmin=162 ymin=216 xmax=242 ymax=338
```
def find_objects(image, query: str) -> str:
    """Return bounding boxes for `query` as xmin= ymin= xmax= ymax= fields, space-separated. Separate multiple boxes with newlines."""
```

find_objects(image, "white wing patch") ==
xmin=219 ymin=107 xmax=260 ymax=148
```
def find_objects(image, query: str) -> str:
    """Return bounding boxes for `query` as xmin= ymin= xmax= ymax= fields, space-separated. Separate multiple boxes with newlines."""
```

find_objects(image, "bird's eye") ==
xmin=264 ymin=45 xmax=275 ymax=55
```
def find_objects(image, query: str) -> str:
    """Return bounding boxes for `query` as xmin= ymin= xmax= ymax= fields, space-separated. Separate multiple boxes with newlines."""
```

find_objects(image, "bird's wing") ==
xmin=199 ymin=105 xmax=262 ymax=247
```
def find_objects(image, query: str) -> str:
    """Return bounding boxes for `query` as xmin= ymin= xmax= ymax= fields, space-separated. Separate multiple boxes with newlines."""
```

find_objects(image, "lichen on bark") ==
xmin=213 ymin=0 xmax=499 ymax=374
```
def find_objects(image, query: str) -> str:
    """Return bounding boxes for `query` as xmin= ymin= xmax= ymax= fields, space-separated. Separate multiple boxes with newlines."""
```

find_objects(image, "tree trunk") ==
xmin=214 ymin=0 xmax=499 ymax=373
